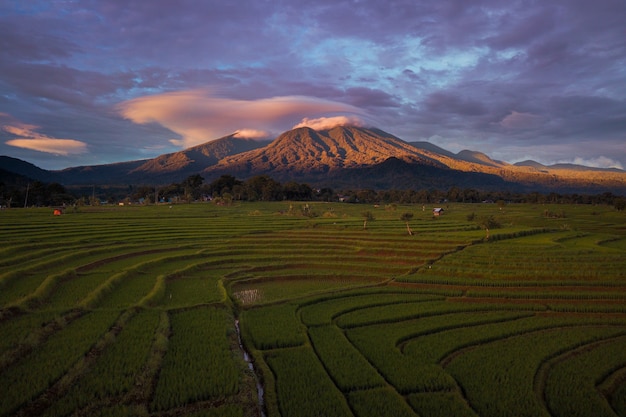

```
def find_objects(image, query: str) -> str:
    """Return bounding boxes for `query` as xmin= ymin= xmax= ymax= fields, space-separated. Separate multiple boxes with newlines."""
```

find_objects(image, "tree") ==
xmin=362 ymin=211 xmax=374 ymax=230
xmin=213 ymin=192 xmax=233 ymax=206
xmin=182 ymin=174 xmax=205 ymax=201
xmin=317 ymin=187 xmax=335 ymax=202
xmin=400 ymin=212 xmax=414 ymax=235
xmin=245 ymin=175 xmax=282 ymax=201
xmin=132 ymin=185 xmax=155 ymax=203
xmin=356 ymin=189 xmax=377 ymax=204
xmin=283 ymin=182 xmax=313 ymax=200
xmin=447 ymin=186 xmax=461 ymax=202
xmin=183 ymin=174 xmax=204 ymax=189
xmin=208 ymin=175 xmax=241 ymax=197
xmin=231 ymin=184 xmax=245 ymax=201
xmin=160 ymin=183 xmax=182 ymax=202
xmin=477 ymin=215 xmax=500 ymax=240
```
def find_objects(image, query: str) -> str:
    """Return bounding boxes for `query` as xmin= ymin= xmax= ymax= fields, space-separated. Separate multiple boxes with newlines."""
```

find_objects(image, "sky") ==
xmin=1 ymin=0 xmax=625 ymax=171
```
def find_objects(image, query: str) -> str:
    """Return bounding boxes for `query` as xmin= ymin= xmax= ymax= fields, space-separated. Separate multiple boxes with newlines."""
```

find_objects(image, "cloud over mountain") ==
xmin=292 ymin=116 xmax=366 ymax=130
xmin=117 ymin=90 xmax=365 ymax=148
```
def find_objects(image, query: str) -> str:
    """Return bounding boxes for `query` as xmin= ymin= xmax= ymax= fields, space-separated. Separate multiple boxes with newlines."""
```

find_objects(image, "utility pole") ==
xmin=24 ymin=183 xmax=29 ymax=208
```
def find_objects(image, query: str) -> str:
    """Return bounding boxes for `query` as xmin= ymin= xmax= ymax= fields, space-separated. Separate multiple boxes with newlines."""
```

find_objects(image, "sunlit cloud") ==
xmin=117 ymin=89 xmax=364 ymax=148
xmin=292 ymin=115 xmax=365 ymax=130
xmin=2 ymin=114 xmax=87 ymax=156
xmin=233 ymin=129 xmax=271 ymax=139
xmin=6 ymin=138 xmax=87 ymax=155
xmin=4 ymin=123 xmax=41 ymax=137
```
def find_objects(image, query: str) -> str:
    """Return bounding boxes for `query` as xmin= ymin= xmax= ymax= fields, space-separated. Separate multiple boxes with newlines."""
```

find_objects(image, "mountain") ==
xmin=546 ymin=163 xmax=624 ymax=173
xmin=55 ymin=160 xmax=148 ymax=185
xmin=514 ymin=160 xmax=549 ymax=171
xmin=408 ymin=141 xmax=457 ymax=158
xmin=407 ymin=142 xmax=507 ymax=169
xmin=54 ymin=135 xmax=269 ymax=184
xmin=2 ymin=125 xmax=625 ymax=193
xmin=204 ymin=126 xmax=446 ymax=180
xmin=198 ymin=125 xmax=626 ymax=192
xmin=130 ymin=134 xmax=268 ymax=178
xmin=455 ymin=150 xmax=506 ymax=168
xmin=324 ymin=156 xmax=508 ymax=190
xmin=0 ymin=156 xmax=52 ymax=182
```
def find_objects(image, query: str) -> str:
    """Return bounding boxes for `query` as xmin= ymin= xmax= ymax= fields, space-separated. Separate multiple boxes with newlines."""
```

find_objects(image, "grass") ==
xmin=0 ymin=201 xmax=624 ymax=417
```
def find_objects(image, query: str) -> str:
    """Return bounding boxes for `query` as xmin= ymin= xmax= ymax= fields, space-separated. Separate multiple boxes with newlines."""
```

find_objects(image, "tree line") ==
xmin=1 ymin=174 xmax=625 ymax=210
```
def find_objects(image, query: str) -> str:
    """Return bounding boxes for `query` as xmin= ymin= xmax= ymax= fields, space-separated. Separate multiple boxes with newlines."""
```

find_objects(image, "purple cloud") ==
xmin=426 ymin=92 xmax=487 ymax=116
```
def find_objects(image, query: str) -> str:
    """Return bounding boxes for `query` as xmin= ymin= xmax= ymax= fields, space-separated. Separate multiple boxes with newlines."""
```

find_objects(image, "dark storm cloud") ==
xmin=0 ymin=0 xmax=624 ymax=169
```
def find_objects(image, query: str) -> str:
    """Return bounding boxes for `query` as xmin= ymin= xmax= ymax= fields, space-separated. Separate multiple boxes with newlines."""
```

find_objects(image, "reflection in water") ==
xmin=235 ymin=289 xmax=263 ymax=305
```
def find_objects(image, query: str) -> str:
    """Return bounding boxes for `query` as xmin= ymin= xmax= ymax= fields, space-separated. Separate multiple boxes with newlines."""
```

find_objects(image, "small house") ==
xmin=433 ymin=208 xmax=444 ymax=216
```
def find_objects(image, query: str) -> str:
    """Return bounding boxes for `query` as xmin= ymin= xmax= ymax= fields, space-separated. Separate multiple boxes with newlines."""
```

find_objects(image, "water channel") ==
xmin=234 ymin=319 xmax=266 ymax=417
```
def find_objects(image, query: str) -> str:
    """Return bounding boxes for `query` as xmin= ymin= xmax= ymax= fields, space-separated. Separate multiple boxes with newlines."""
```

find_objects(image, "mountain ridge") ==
xmin=128 ymin=134 xmax=269 ymax=181
xmin=1 ymin=125 xmax=625 ymax=194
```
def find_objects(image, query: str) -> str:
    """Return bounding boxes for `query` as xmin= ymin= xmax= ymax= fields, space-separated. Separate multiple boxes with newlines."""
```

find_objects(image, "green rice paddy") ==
xmin=1 ymin=201 xmax=625 ymax=416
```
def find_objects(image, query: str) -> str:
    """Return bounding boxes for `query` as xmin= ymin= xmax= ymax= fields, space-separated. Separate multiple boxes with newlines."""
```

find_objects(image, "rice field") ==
xmin=1 ymin=201 xmax=625 ymax=416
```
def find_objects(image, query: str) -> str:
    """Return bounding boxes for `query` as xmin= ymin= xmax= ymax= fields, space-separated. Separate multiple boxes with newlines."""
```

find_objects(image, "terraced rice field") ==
xmin=1 ymin=202 xmax=625 ymax=416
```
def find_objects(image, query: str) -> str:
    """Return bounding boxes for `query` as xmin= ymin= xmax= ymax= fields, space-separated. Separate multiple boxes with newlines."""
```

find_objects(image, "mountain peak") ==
xmin=207 ymin=125 xmax=445 ymax=179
